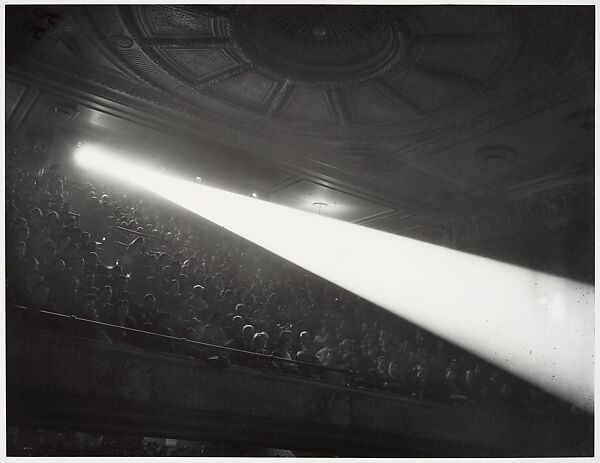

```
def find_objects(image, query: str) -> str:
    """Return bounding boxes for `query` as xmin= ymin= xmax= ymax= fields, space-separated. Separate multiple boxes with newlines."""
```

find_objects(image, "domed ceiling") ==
xmin=5 ymin=5 xmax=594 ymax=280
xmin=82 ymin=5 xmax=522 ymax=137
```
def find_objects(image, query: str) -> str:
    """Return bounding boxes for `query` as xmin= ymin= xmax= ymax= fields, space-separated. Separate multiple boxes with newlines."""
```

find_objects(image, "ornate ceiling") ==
xmin=5 ymin=5 xmax=594 ymax=281
xmin=84 ymin=5 xmax=523 ymax=134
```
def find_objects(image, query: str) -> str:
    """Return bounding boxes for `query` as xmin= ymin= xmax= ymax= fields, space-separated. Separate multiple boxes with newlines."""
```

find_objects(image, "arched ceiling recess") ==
xmin=81 ymin=5 xmax=524 ymax=139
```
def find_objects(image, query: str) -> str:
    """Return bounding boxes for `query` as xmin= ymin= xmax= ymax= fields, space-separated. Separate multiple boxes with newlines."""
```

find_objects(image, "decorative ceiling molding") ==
xmin=6 ymin=84 xmax=40 ymax=135
xmin=369 ymin=183 xmax=592 ymax=250
xmin=5 ymin=80 xmax=29 ymax=125
xmin=76 ymin=5 xmax=529 ymax=136
xmin=7 ymin=5 xmax=593 ymax=267
xmin=11 ymin=30 xmax=592 ymax=217
xmin=49 ymin=4 xmax=590 ymax=161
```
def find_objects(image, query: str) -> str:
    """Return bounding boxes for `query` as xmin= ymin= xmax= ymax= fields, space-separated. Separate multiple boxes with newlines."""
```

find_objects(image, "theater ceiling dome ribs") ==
xmin=6 ymin=5 xmax=594 ymax=281
xmin=80 ymin=5 xmax=521 ymax=137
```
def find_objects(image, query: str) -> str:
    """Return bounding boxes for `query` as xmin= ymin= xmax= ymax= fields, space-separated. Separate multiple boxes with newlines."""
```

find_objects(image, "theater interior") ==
xmin=5 ymin=4 xmax=595 ymax=457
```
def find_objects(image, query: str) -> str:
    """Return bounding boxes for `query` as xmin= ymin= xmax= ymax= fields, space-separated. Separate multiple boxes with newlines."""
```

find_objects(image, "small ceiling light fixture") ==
xmin=252 ymin=192 xmax=258 ymax=198
xmin=312 ymin=201 xmax=328 ymax=215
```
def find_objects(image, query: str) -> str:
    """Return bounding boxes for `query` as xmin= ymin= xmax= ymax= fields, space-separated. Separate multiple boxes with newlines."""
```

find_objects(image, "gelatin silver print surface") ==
xmin=5 ymin=3 xmax=594 ymax=457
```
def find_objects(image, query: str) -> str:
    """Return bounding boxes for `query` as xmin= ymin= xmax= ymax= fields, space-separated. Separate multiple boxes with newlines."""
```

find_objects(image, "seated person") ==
xmin=78 ymin=304 xmax=112 ymax=344
xmin=106 ymin=299 xmax=138 ymax=345
xmin=225 ymin=324 xmax=255 ymax=366
xmin=140 ymin=312 xmax=173 ymax=352
xmin=272 ymin=330 xmax=299 ymax=374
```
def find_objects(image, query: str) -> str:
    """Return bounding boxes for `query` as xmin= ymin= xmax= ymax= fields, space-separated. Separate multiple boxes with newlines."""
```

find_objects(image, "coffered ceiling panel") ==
xmin=210 ymin=71 xmax=280 ymax=109
xmin=141 ymin=6 xmax=216 ymax=37
xmin=157 ymin=48 xmax=239 ymax=82
xmin=345 ymin=84 xmax=412 ymax=120
xmin=279 ymin=87 xmax=339 ymax=123
xmin=386 ymin=68 xmax=467 ymax=112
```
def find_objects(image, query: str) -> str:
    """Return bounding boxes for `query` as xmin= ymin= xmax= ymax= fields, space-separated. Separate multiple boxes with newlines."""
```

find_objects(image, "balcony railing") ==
xmin=6 ymin=304 xmax=593 ymax=456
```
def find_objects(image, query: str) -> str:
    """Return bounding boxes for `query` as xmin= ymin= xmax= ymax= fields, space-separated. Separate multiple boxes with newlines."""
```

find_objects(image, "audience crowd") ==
xmin=6 ymin=153 xmax=571 ymax=413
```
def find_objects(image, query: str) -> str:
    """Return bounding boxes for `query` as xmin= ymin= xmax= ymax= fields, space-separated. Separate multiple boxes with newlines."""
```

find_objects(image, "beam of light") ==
xmin=75 ymin=145 xmax=594 ymax=412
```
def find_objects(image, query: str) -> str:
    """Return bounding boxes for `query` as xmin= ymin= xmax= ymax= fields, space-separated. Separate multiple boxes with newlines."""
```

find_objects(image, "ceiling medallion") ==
xmin=231 ymin=5 xmax=404 ymax=83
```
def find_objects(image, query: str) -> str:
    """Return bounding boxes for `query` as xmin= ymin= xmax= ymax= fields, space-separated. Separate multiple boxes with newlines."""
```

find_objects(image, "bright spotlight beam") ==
xmin=75 ymin=145 xmax=594 ymax=412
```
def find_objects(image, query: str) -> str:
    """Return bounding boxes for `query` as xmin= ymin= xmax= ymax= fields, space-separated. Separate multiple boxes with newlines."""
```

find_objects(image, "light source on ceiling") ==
xmin=252 ymin=192 xmax=258 ymax=198
xmin=312 ymin=201 xmax=328 ymax=215
xmin=73 ymin=145 xmax=594 ymax=412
